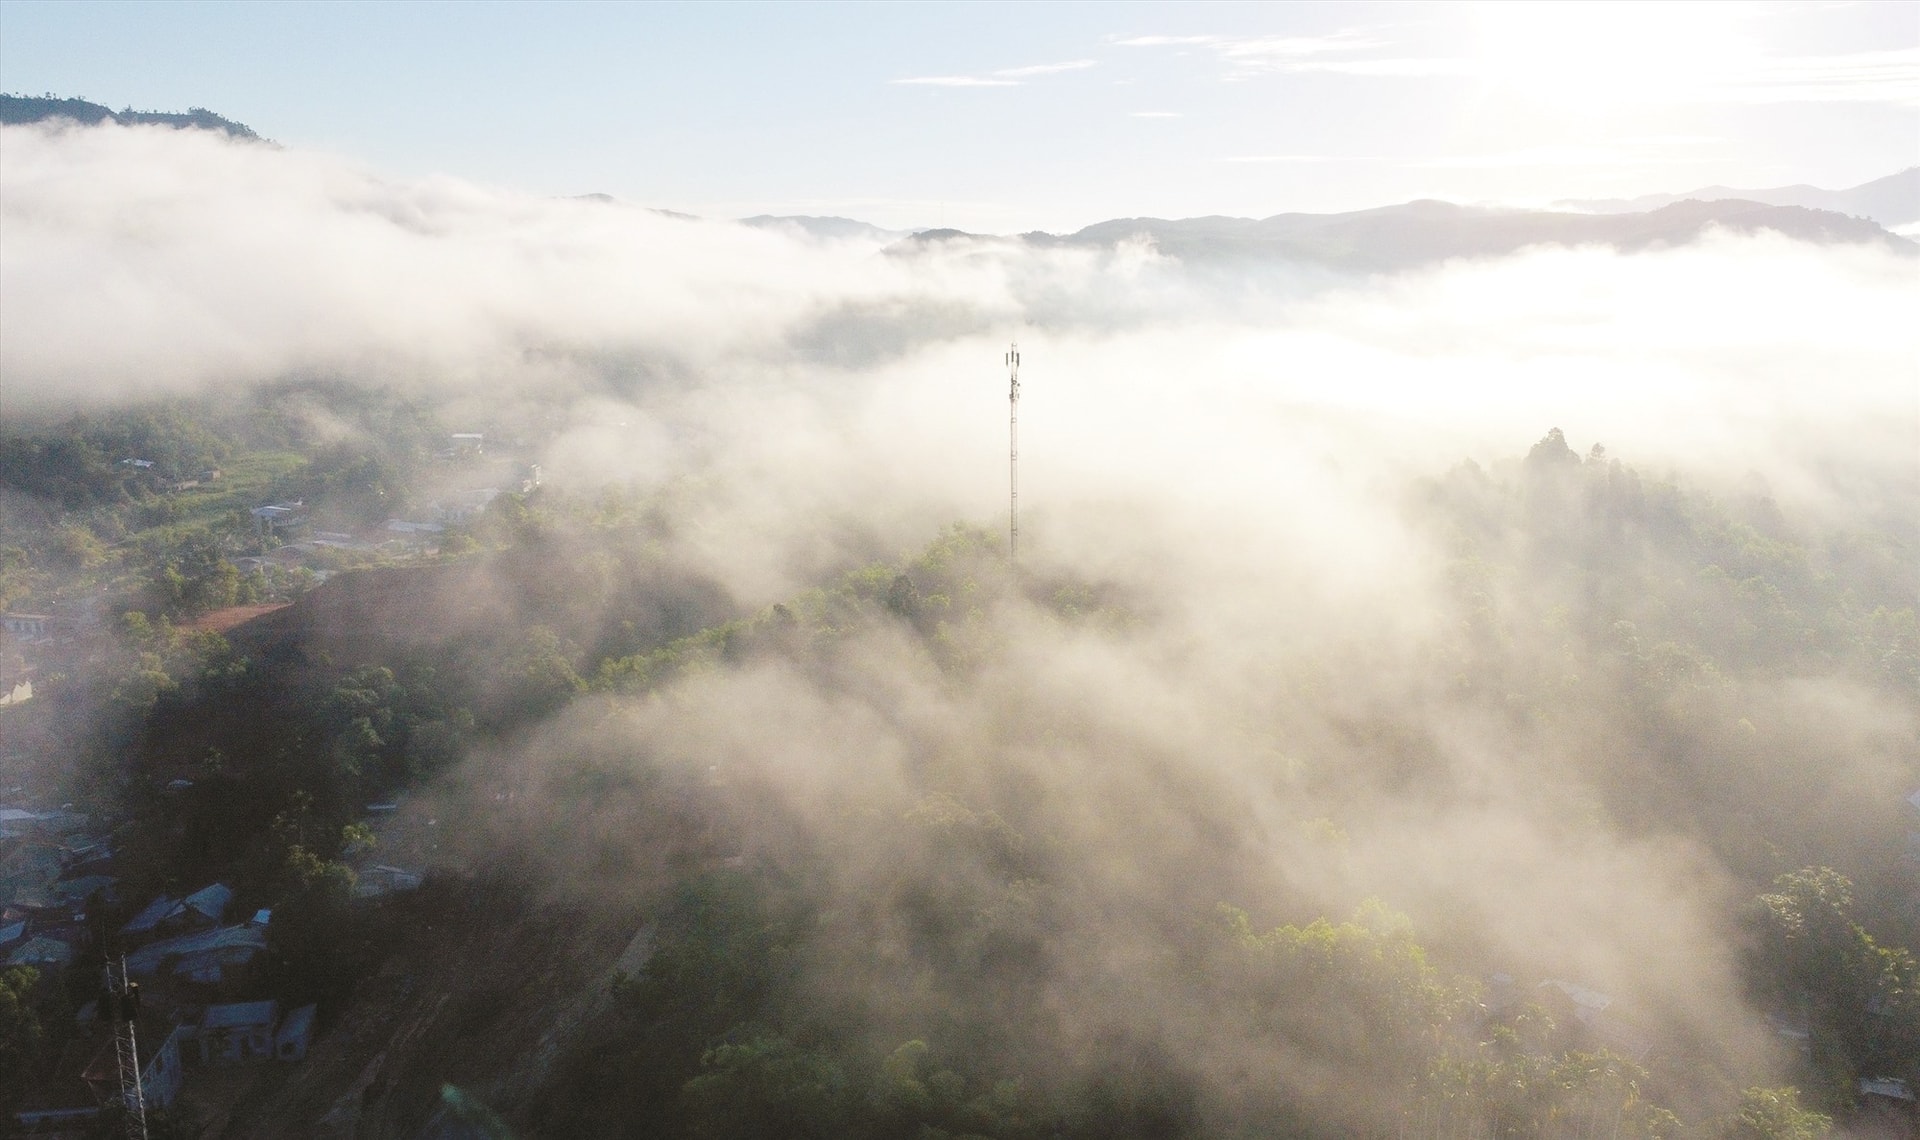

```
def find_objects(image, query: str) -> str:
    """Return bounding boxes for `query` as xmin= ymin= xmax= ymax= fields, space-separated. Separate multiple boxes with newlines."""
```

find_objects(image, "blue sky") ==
xmin=2 ymin=1 xmax=1914 ymax=231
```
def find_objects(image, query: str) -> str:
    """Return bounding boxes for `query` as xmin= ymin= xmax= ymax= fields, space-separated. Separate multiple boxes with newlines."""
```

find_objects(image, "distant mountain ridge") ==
xmin=740 ymin=215 xmax=907 ymax=242
xmin=7 ymin=93 xmax=1906 ymax=268
xmin=0 ymin=94 xmax=259 ymax=139
xmin=890 ymin=196 xmax=1911 ymax=272
xmin=569 ymin=194 xmax=701 ymax=222
xmin=1555 ymin=168 xmax=1919 ymax=228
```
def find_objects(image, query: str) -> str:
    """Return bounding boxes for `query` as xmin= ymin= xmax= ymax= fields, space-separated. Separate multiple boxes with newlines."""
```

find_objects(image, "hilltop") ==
xmin=0 ymin=94 xmax=259 ymax=139
xmin=1556 ymin=167 xmax=1920 ymax=229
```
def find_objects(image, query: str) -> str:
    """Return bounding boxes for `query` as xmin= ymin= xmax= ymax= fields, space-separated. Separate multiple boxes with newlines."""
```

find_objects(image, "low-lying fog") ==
xmin=4 ymin=118 xmax=1915 ymax=1128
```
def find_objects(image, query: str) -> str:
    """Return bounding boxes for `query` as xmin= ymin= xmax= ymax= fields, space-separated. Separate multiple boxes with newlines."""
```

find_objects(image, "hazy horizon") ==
xmin=1 ymin=0 xmax=1915 ymax=231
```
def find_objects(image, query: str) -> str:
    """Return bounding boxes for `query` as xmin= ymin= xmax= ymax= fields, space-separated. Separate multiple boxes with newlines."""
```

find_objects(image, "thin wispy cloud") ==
xmin=1413 ymin=147 xmax=1643 ymax=170
xmin=1130 ymin=111 xmax=1183 ymax=119
xmin=1415 ymin=134 xmax=1737 ymax=169
xmin=1278 ymin=56 xmax=1476 ymax=78
xmin=1714 ymin=47 xmax=1920 ymax=105
xmin=1614 ymin=134 xmax=1726 ymax=148
xmin=1223 ymin=154 xmax=1381 ymax=164
xmin=997 ymin=59 xmax=1097 ymax=78
xmin=893 ymin=59 xmax=1096 ymax=88
xmin=1119 ymin=29 xmax=1919 ymax=107
xmin=1119 ymin=28 xmax=1398 ymax=78
xmin=1226 ymin=135 xmax=1720 ymax=179
xmin=1111 ymin=34 xmax=1219 ymax=48
xmin=892 ymin=75 xmax=1020 ymax=88
xmin=1214 ymin=31 xmax=1392 ymax=65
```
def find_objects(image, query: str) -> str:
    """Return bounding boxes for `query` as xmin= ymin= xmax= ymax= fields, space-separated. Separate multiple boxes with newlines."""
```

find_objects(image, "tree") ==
xmin=1525 ymin=427 xmax=1580 ymax=470
xmin=1725 ymin=1087 xmax=1830 ymax=1140
xmin=681 ymin=1035 xmax=854 ymax=1140
xmin=1756 ymin=868 xmax=1920 ymax=1099
xmin=266 ymin=834 xmax=364 ymax=1011
xmin=490 ymin=626 xmax=583 ymax=727
xmin=0 ymin=967 xmax=44 ymax=1119
xmin=1215 ymin=899 xmax=1466 ymax=1129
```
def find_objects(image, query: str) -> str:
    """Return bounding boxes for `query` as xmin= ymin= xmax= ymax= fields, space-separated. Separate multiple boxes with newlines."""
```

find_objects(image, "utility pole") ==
xmin=1006 ymin=341 xmax=1020 ymax=568
xmin=104 ymin=955 xmax=148 ymax=1140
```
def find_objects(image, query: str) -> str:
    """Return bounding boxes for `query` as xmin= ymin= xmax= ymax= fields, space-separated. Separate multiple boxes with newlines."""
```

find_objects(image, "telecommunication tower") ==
xmin=1005 ymin=342 xmax=1020 ymax=567
xmin=103 ymin=955 xmax=148 ymax=1139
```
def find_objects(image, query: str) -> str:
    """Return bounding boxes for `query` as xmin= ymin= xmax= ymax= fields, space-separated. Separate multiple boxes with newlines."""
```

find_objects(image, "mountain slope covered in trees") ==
xmin=4 ymin=407 xmax=1911 ymax=1136
xmin=0 ymin=94 xmax=258 ymax=138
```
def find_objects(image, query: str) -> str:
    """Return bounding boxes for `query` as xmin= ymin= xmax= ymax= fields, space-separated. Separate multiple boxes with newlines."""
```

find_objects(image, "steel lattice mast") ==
xmin=1006 ymin=342 xmax=1021 ymax=567
xmin=104 ymin=956 xmax=148 ymax=1140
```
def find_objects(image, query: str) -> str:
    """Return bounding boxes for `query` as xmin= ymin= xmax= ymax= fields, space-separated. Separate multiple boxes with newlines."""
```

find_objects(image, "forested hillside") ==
xmin=5 ymin=409 xmax=1912 ymax=1136
xmin=0 ymin=94 xmax=257 ymax=137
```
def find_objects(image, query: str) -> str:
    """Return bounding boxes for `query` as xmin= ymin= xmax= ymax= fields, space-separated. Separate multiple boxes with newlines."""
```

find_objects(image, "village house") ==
xmin=82 ymin=1021 xmax=191 ymax=1110
xmin=1481 ymin=971 xmax=1518 ymax=1015
xmin=0 ymin=808 xmax=40 ymax=840
xmin=1 ymin=612 xmax=84 ymax=648
xmin=9 ymin=1103 xmax=100 ymax=1136
xmin=3 ymin=602 xmax=96 ymax=643
xmin=250 ymin=500 xmax=309 ymax=536
xmin=6 ymin=934 xmax=74 ymax=970
xmin=14 ymin=1016 xmax=192 ymax=1133
xmin=148 ymin=1024 xmax=194 ymax=1105
xmin=0 ymin=841 xmax=64 ymax=902
xmin=3 ymin=883 xmax=58 ymax=914
xmin=354 ymin=864 xmax=424 ymax=899
xmin=58 ymin=833 xmax=110 ymax=870
xmin=1 ymin=613 xmax=55 ymax=640
xmin=1537 ymin=978 xmax=1654 ymax=1062
xmin=197 ymin=1000 xmax=280 ymax=1065
xmin=0 ymin=652 xmax=30 ymax=707
xmin=1859 ymin=1077 xmax=1919 ymax=1130
xmin=429 ymin=487 xmax=500 ymax=525
xmin=52 ymin=874 xmax=117 ymax=912
xmin=1766 ymin=1009 xmax=1812 ymax=1056
xmin=173 ymin=882 xmax=233 ymax=929
xmin=0 ymin=807 xmax=91 ymax=842
xmin=276 ymin=1002 xmax=318 ymax=1061
xmin=125 ymin=923 xmax=268 ymax=984
xmin=121 ymin=881 xmax=233 ymax=940
xmin=0 ymin=824 xmax=112 ymax=980
xmin=121 ymin=893 xmax=178 ymax=938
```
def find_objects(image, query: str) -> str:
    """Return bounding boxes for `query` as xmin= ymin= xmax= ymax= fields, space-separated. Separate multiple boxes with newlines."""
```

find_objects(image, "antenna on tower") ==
xmin=1006 ymin=341 xmax=1020 ymax=568
xmin=103 ymin=955 xmax=148 ymax=1139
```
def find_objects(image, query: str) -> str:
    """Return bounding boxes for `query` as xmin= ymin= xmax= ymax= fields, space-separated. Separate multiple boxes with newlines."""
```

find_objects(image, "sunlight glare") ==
xmin=1470 ymin=2 xmax=1761 ymax=112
